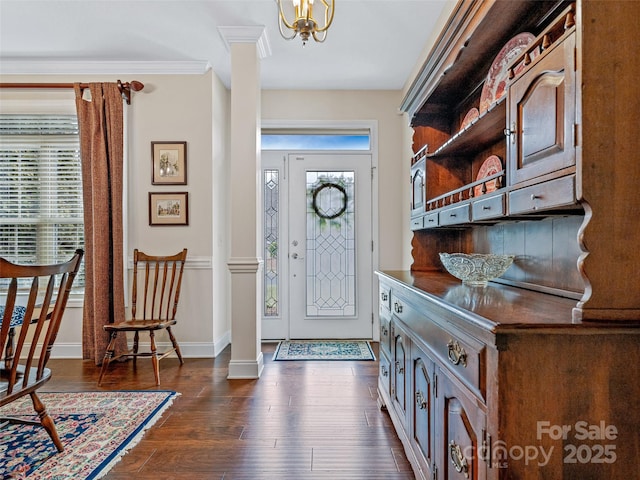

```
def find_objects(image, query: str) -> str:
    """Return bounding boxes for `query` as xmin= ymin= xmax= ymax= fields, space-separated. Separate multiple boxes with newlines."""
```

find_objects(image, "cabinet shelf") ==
xmin=426 ymin=170 xmax=504 ymax=213
xmin=428 ymin=100 xmax=506 ymax=158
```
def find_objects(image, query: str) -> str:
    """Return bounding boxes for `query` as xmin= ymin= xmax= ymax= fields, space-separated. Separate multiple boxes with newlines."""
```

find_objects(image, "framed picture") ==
xmin=149 ymin=192 xmax=189 ymax=226
xmin=151 ymin=141 xmax=187 ymax=185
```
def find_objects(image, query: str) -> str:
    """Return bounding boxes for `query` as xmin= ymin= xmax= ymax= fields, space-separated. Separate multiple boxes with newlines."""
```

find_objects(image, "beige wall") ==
xmin=262 ymin=90 xmax=411 ymax=270
xmin=0 ymin=71 xmax=231 ymax=358
xmin=1 ymin=77 xmax=412 ymax=358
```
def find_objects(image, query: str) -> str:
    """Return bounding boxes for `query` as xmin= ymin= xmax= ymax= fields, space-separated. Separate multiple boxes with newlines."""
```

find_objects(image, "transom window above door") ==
xmin=261 ymin=130 xmax=370 ymax=151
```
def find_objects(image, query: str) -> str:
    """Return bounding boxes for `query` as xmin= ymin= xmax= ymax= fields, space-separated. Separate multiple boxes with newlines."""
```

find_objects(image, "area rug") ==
xmin=273 ymin=340 xmax=375 ymax=361
xmin=0 ymin=390 xmax=179 ymax=479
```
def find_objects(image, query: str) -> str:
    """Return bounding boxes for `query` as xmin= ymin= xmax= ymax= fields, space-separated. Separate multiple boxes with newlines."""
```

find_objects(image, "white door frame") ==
xmin=261 ymin=120 xmax=380 ymax=341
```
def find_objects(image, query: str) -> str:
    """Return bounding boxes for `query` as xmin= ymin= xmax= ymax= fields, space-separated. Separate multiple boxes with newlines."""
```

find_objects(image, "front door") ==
xmin=261 ymin=151 xmax=373 ymax=340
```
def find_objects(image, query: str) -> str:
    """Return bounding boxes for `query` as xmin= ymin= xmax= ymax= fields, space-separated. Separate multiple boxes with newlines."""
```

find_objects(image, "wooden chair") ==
xmin=0 ymin=249 xmax=84 ymax=453
xmin=98 ymin=248 xmax=187 ymax=386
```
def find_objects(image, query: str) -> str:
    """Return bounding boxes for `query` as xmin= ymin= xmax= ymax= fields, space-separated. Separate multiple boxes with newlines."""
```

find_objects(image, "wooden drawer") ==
xmin=423 ymin=212 xmax=439 ymax=228
xmin=391 ymin=292 xmax=485 ymax=399
xmin=438 ymin=203 xmax=470 ymax=226
xmin=380 ymin=314 xmax=391 ymax=357
xmin=410 ymin=216 xmax=424 ymax=231
xmin=379 ymin=284 xmax=391 ymax=312
xmin=508 ymin=174 xmax=576 ymax=214
xmin=472 ymin=193 xmax=505 ymax=221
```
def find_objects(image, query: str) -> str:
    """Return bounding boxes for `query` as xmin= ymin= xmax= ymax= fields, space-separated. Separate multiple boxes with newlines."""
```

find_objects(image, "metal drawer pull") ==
xmin=450 ymin=441 xmax=470 ymax=478
xmin=394 ymin=302 xmax=403 ymax=314
xmin=415 ymin=390 xmax=427 ymax=410
xmin=381 ymin=325 xmax=389 ymax=336
xmin=395 ymin=360 xmax=404 ymax=374
xmin=381 ymin=292 xmax=388 ymax=302
xmin=381 ymin=365 xmax=388 ymax=377
xmin=447 ymin=339 xmax=467 ymax=367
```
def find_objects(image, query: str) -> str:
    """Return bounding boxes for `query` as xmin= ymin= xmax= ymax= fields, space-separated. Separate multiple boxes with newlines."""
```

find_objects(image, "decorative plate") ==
xmin=474 ymin=155 xmax=502 ymax=197
xmin=460 ymin=107 xmax=480 ymax=130
xmin=479 ymin=33 xmax=535 ymax=114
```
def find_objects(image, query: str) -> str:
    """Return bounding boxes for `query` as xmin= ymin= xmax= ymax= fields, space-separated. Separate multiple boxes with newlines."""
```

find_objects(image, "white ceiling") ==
xmin=0 ymin=0 xmax=452 ymax=90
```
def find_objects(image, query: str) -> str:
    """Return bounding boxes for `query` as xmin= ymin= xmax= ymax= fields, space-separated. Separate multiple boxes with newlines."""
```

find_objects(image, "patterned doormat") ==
xmin=0 ymin=390 xmax=179 ymax=479
xmin=273 ymin=340 xmax=375 ymax=361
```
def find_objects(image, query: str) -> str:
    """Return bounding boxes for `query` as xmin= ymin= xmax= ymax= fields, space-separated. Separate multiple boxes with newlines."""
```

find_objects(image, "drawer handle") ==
xmin=531 ymin=194 xmax=541 ymax=200
xmin=415 ymin=390 xmax=427 ymax=410
xmin=381 ymin=365 xmax=388 ymax=377
xmin=447 ymin=339 xmax=467 ymax=367
xmin=393 ymin=302 xmax=403 ymax=314
xmin=381 ymin=325 xmax=388 ymax=336
xmin=395 ymin=360 xmax=404 ymax=375
xmin=450 ymin=441 xmax=470 ymax=478
xmin=380 ymin=292 xmax=388 ymax=302
xmin=482 ymin=205 xmax=491 ymax=210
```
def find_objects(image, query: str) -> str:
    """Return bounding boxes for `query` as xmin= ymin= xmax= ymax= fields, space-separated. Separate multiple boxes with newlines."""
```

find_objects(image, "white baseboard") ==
xmin=227 ymin=352 xmax=264 ymax=379
xmin=48 ymin=334 xmax=232 ymax=359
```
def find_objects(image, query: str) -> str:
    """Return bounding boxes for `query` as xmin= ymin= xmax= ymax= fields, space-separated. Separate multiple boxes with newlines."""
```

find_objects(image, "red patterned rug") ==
xmin=0 ymin=390 xmax=179 ymax=479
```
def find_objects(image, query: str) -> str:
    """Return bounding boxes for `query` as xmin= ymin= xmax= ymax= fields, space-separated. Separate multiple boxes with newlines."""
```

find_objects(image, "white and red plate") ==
xmin=460 ymin=107 xmax=480 ymax=131
xmin=474 ymin=155 xmax=502 ymax=197
xmin=479 ymin=33 xmax=535 ymax=114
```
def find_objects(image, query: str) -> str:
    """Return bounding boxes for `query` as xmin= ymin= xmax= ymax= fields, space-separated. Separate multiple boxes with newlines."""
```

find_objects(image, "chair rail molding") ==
xmin=227 ymin=256 xmax=263 ymax=273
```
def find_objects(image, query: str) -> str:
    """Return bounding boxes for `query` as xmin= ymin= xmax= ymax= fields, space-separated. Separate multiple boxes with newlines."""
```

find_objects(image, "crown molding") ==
xmin=218 ymin=26 xmax=272 ymax=59
xmin=0 ymin=60 xmax=212 ymax=76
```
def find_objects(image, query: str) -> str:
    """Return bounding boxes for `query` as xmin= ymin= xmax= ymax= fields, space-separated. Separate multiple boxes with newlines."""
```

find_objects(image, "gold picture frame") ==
xmin=149 ymin=192 xmax=189 ymax=226
xmin=151 ymin=141 xmax=187 ymax=185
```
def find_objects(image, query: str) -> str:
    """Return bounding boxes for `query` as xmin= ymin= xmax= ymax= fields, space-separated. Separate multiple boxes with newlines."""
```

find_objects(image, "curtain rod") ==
xmin=0 ymin=80 xmax=144 ymax=105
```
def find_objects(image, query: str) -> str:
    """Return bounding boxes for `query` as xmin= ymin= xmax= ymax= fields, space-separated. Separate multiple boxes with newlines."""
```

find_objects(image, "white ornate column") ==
xmin=219 ymin=26 xmax=271 ymax=378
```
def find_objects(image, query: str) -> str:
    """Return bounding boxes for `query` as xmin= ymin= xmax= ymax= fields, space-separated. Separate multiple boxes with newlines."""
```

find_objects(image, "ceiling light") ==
xmin=276 ymin=0 xmax=335 ymax=45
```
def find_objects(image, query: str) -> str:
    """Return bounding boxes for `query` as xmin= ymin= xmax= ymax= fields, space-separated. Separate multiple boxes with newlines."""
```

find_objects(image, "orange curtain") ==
xmin=75 ymin=83 xmax=127 ymax=365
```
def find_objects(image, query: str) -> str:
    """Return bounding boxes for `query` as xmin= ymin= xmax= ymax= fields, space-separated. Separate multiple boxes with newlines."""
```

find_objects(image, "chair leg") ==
xmin=4 ymin=327 xmax=14 ymax=370
xmin=30 ymin=392 xmax=63 ymax=452
xmin=98 ymin=331 xmax=118 ymax=386
xmin=166 ymin=326 xmax=184 ymax=365
xmin=149 ymin=331 xmax=160 ymax=386
xmin=133 ymin=331 xmax=139 ymax=368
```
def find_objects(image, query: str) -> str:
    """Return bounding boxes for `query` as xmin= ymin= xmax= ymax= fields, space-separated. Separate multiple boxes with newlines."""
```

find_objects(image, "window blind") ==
xmin=0 ymin=114 xmax=84 ymax=291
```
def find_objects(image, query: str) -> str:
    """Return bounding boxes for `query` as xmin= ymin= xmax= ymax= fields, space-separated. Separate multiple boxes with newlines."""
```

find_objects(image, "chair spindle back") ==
xmin=0 ymin=249 xmax=83 ymax=398
xmin=131 ymin=249 xmax=187 ymax=321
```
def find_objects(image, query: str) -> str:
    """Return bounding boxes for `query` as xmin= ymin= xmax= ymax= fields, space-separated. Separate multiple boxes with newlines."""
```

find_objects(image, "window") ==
xmin=0 ymin=114 xmax=84 ymax=291
xmin=261 ymin=131 xmax=370 ymax=151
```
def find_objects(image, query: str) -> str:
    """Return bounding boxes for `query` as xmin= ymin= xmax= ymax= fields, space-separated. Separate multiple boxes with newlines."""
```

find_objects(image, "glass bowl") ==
xmin=439 ymin=253 xmax=514 ymax=286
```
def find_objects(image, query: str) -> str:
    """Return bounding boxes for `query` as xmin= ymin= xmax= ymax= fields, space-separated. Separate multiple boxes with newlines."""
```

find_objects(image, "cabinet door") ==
xmin=411 ymin=158 xmax=426 ymax=217
xmin=391 ymin=324 xmax=409 ymax=427
xmin=438 ymin=371 xmax=487 ymax=480
xmin=508 ymin=32 xmax=576 ymax=185
xmin=413 ymin=349 xmax=436 ymax=479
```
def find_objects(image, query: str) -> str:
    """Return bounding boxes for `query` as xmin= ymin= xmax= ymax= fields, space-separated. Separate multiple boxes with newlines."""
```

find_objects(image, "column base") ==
xmin=227 ymin=352 xmax=264 ymax=379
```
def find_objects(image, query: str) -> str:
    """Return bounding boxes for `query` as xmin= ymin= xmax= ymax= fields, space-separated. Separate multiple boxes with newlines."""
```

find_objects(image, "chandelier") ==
xmin=276 ymin=0 xmax=335 ymax=45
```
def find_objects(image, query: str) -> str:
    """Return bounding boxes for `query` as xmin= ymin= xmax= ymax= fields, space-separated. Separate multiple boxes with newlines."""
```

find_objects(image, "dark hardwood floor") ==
xmin=45 ymin=342 xmax=415 ymax=479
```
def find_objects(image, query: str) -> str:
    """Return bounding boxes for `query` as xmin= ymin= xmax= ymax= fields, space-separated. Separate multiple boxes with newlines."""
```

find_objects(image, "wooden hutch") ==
xmin=376 ymin=1 xmax=640 ymax=479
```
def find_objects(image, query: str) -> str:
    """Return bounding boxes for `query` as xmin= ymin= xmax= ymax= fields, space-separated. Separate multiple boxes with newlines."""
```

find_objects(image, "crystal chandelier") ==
xmin=276 ymin=0 xmax=335 ymax=45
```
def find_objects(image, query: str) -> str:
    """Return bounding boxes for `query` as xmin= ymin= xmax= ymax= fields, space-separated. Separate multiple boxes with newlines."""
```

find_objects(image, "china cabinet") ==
xmin=377 ymin=1 xmax=640 ymax=479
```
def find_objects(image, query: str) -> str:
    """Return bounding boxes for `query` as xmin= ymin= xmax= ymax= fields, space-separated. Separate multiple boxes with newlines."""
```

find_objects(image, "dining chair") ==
xmin=0 ymin=249 xmax=84 ymax=452
xmin=98 ymin=248 xmax=187 ymax=386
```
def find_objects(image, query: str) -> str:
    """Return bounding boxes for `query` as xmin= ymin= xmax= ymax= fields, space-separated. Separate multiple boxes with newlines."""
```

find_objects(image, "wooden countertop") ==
xmin=377 ymin=270 xmax=640 ymax=333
